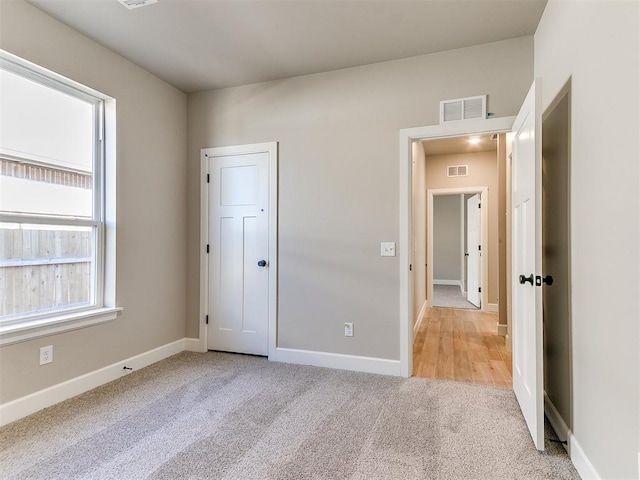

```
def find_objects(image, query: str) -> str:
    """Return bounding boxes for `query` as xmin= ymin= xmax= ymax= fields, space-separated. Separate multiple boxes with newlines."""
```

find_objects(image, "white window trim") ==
xmin=0 ymin=307 xmax=122 ymax=346
xmin=0 ymin=50 xmax=119 ymax=345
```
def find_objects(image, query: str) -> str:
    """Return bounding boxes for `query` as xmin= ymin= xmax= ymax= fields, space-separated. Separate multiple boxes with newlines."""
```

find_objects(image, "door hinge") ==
xmin=478 ymin=245 xmax=481 ymax=251
xmin=206 ymin=174 xmax=210 ymax=183
xmin=478 ymin=287 xmax=481 ymax=293
xmin=205 ymin=315 xmax=209 ymax=325
xmin=206 ymin=244 xmax=210 ymax=253
xmin=409 ymin=264 xmax=412 ymax=271
xmin=478 ymin=203 xmax=481 ymax=208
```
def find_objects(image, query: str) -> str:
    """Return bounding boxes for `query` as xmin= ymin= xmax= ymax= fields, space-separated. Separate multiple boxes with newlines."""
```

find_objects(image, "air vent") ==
xmin=440 ymin=95 xmax=487 ymax=123
xmin=447 ymin=165 xmax=468 ymax=177
xmin=117 ymin=0 xmax=158 ymax=9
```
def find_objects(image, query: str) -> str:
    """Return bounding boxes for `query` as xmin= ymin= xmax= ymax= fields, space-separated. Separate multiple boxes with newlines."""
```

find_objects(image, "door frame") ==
xmin=198 ymin=142 xmax=279 ymax=358
xmin=427 ymin=187 xmax=489 ymax=309
xmin=399 ymin=117 xmax=514 ymax=377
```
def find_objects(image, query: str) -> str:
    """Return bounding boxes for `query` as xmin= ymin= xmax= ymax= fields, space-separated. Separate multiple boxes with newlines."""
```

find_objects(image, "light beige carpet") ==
xmin=433 ymin=285 xmax=479 ymax=309
xmin=1 ymin=352 xmax=579 ymax=479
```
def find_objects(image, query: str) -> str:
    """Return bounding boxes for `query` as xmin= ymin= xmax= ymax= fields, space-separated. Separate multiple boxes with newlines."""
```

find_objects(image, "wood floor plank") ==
xmin=413 ymin=307 xmax=512 ymax=388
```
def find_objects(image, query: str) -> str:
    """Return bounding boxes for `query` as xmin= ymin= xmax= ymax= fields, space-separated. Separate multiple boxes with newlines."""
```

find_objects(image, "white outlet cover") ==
xmin=380 ymin=242 xmax=396 ymax=257
xmin=39 ymin=345 xmax=53 ymax=365
xmin=344 ymin=323 xmax=354 ymax=337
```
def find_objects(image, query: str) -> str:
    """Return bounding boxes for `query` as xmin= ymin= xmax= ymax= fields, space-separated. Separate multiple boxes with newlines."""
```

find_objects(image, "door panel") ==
xmin=511 ymin=80 xmax=544 ymax=450
xmin=208 ymin=152 xmax=270 ymax=356
xmin=466 ymin=193 xmax=481 ymax=307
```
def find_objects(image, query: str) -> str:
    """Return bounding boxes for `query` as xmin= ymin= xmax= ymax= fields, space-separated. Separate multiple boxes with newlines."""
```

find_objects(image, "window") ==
xmin=0 ymin=51 xmax=118 ymax=344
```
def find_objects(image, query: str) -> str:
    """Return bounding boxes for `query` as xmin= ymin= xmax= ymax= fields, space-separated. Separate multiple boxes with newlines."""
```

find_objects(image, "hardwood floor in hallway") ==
xmin=413 ymin=307 xmax=512 ymax=388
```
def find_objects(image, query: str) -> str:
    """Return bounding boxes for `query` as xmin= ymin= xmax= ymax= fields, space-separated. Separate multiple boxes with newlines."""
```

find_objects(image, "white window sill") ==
xmin=0 ymin=307 xmax=123 ymax=346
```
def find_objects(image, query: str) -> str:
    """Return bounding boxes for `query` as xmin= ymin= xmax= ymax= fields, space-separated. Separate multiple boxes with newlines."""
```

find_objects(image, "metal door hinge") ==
xmin=478 ymin=203 xmax=481 ymax=208
xmin=478 ymin=245 xmax=481 ymax=251
xmin=206 ymin=244 xmax=210 ymax=253
xmin=478 ymin=287 xmax=481 ymax=293
xmin=206 ymin=315 xmax=209 ymax=325
xmin=206 ymin=174 xmax=210 ymax=183
xmin=409 ymin=264 xmax=412 ymax=271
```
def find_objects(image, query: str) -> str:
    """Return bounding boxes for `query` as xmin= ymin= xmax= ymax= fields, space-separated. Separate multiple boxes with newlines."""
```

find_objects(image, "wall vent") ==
xmin=117 ymin=0 xmax=158 ymax=9
xmin=440 ymin=95 xmax=486 ymax=123
xmin=447 ymin=165 xmax=468 ymax=177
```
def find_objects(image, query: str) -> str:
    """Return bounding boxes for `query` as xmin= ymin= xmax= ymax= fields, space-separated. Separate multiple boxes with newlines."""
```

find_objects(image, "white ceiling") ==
xmin=423 ymin=134 xmax=496 ymax=156
xmin=26 ymin=0 xmax=547 ymax=93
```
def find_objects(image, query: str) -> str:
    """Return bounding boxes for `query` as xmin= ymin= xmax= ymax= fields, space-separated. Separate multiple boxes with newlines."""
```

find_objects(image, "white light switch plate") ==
xmin=380 ymin=242 xmax=396 ymax=257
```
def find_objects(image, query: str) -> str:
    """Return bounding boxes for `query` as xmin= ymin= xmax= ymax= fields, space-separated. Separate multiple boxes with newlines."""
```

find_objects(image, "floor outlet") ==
xmin=344 ymin=323 xmax=354 ymax=337
xmin=40 ymin=345 xmax=53 ymax=365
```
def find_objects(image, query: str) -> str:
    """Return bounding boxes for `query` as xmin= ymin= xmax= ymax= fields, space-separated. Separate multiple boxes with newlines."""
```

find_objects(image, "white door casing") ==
xmin=466 ymin=193 xmax=481 ymax=308
xmin=400 ymin=117 xmax=515 ymax=377
xmin=511 ymin=80 xmax=544 ymax=451
xmin=426 ymin=187 xmax=488 ymax=310
xmin=200 ymin=142 xmax=278 ymax=357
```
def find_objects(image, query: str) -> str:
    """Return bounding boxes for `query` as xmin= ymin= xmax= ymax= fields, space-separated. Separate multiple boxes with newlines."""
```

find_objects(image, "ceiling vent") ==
xmin=117 ymin=0 xmax=158 ymax=9
xmin=440 ymin=95 xmax=487 ymax=124
xmin=447 ymin=165 xmax=468 ymax=177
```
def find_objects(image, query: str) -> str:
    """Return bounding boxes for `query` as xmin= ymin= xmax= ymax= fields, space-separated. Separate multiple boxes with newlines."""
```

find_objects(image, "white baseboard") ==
xmin=0 ymin=338 xmax=186 ymax=427
xmin=497 ymin=323 xmax=508 ymax=336
xmin=569 ymin=433 xmax=601 ymax=479
xmin=184 ymin=337 xmax=206 ymax=352
xmin=433 ymin=279 xmax=462 ymax=287
xmin=545 ymin=392 xmax=601 ymax=479
xmin=485 ymin=303 xmax=498 ymax=313
xmin=544 ymin=392 xmax=569 ymax=443
xmin=271 ymin=347 xmax=401 ymax=376
xmin=413 ymin=300 xmax=428 ymax=337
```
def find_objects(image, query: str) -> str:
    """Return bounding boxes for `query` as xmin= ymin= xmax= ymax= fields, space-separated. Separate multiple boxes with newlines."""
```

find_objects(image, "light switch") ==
xmin=380 ymin=242 xmax=396 ymax=257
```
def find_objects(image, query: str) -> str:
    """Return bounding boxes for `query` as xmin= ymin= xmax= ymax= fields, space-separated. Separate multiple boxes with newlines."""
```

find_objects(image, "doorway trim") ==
xmin=399 ymin=117 xmax=515 ymax=377
xmin=198 ymin=142 xmax=279 ymax=358
xmin=427 ymin=187 xmax=489 ymax=309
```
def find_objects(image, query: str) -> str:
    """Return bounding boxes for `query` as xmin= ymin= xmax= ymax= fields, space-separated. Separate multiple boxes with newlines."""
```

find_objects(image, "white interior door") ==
xmin=207 ymin=151 xmax=270 ymax=355
xmin=511 ymin=80 xmax=544 ymax=450
xmin=466 ymin=193 xmax=481 ymax=307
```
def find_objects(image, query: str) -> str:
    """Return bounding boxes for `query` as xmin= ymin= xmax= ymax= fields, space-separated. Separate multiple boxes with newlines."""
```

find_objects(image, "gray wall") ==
xmin=0 ymin=0 xmax=187 ymax=403
xmin=535 ymin=1 xmax=639 ymax=477
xmin=433 ymin=195 xmax=462 ymax=283
xmin=187 ymin=37 xmax=534 ymax=359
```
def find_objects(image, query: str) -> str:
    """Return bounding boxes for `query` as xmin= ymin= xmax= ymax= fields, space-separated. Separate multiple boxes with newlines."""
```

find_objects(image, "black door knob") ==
xmin=257 ymin=260 xmax=267 ymax=267
xmin=519 ymin=274 xmax=534 ymax=285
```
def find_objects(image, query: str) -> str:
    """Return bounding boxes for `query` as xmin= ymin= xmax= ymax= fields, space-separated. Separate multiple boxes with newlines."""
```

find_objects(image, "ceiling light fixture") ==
xmin=117 ymin=0 xmax=158 ymax=10
xmin=468 ymin=137 xmax=481 ymax=145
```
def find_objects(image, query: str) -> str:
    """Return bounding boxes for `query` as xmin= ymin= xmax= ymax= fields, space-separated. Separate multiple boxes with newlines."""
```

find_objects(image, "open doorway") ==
xmin=412 ymin=133 xmax=511 ymax=386
xmin=541 ymin=82 xmax=572 ymax=445
xmin=430 ymin=191 xmax=485 ymax=310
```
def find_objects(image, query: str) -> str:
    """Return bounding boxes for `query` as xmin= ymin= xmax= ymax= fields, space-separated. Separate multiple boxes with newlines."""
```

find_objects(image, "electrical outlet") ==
xmin=40 ymin=345 xmax=53 ymax=365
xmin=344 ymin=322 xmax=354 ymax=337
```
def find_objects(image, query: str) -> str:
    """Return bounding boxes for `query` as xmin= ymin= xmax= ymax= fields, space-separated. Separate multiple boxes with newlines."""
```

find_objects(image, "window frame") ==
xmin=0 ymin=50 xmax=120 ymax=345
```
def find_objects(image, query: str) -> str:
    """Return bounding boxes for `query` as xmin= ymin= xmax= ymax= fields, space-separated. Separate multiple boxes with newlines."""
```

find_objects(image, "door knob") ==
xmin=257 ymin=260 xmax=268 ymax=267
xmin=536 ymin=275 xmax=553 ymax=286
xmin=519 ymin=274 xmax=534 ymax=285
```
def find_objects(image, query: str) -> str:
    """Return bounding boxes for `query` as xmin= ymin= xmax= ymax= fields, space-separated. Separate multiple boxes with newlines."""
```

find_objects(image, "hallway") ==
xmin=413 ymin=307 xmax=512 ymax=387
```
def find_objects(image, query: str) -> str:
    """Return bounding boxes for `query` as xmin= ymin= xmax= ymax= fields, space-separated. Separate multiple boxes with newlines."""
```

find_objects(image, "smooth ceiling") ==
xmin=423 ymin=135 xmax=497 ymax=156
xmin=25 ymin=0 xmax=547 ymax=93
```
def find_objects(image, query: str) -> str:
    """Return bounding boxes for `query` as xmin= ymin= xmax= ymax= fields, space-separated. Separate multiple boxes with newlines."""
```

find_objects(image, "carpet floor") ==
xmin=1 ymin=352 xmax=579 ymax=479
xmin=433 ymin=285 xmax=479 ymax=310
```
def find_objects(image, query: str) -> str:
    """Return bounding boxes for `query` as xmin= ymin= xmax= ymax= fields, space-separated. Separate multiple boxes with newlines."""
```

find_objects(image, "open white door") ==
xmin=511 ymin=80 xmax=544 ymax=450
xmin=466 ymin=193 xmax=481 ymax=307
